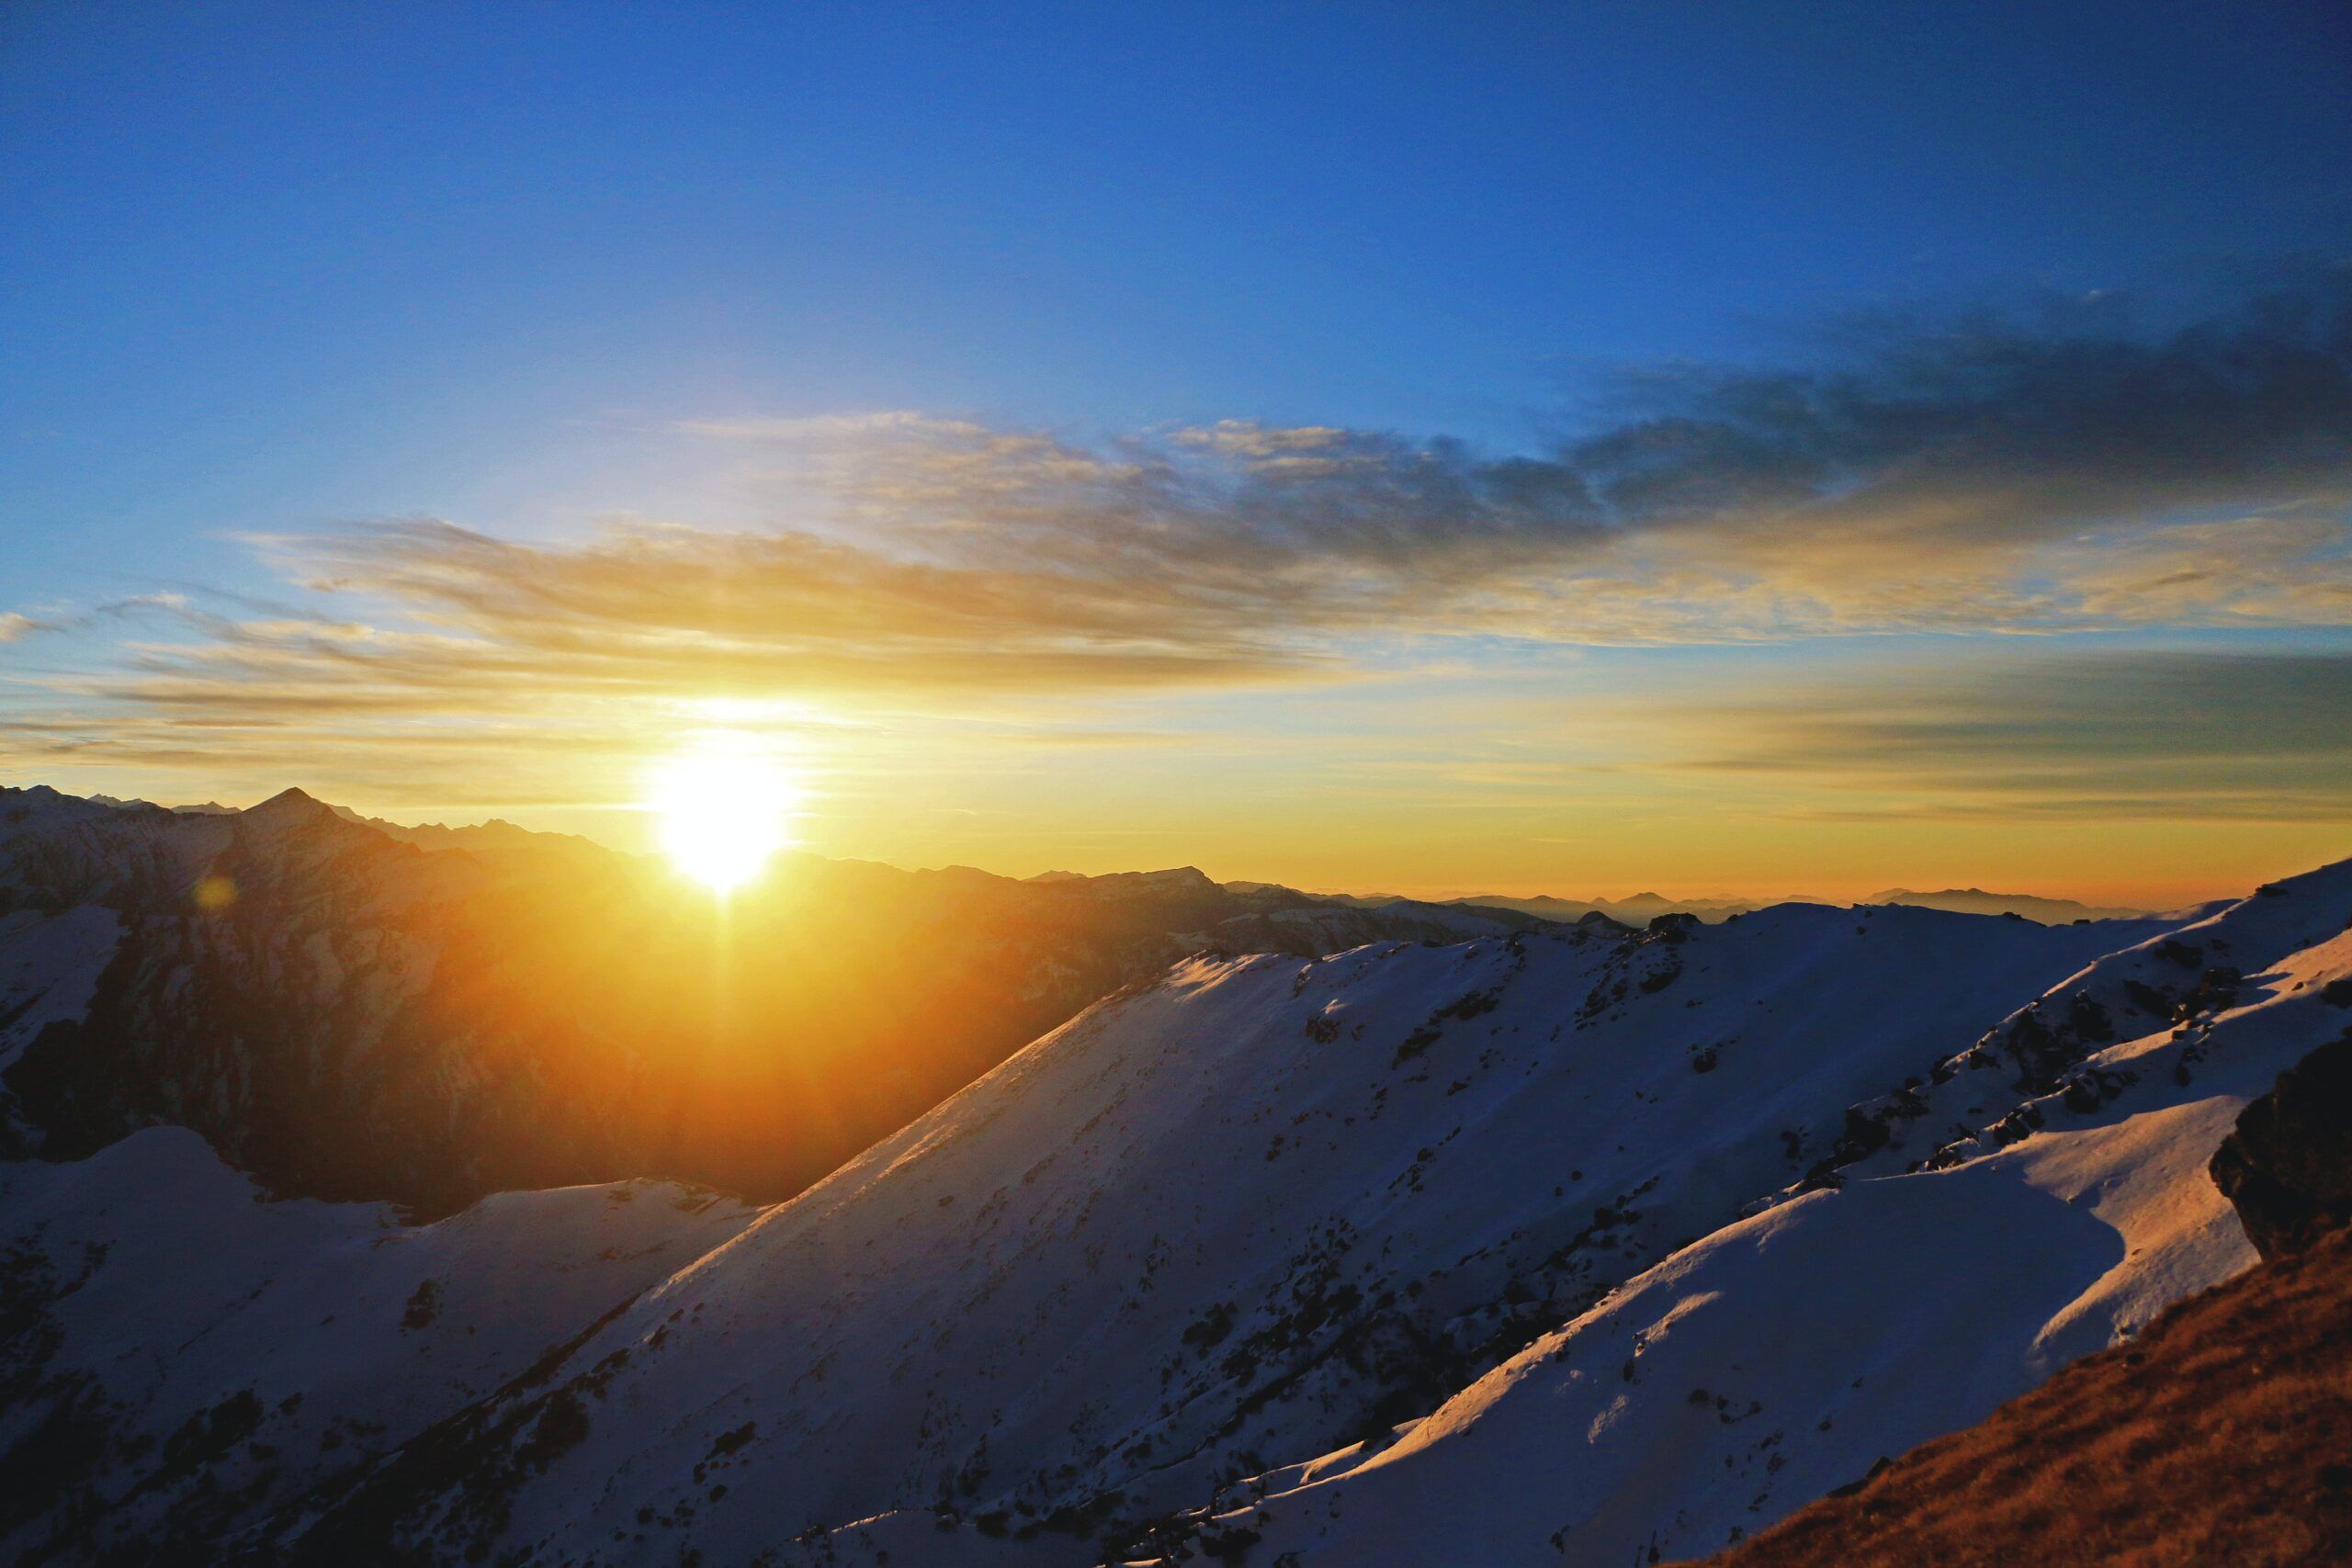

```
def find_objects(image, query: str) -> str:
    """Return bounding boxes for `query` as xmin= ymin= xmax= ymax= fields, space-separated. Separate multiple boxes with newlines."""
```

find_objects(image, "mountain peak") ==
xmin=240 ymin=786 xmax=338 ymax=830
xmin=1104 ymin=865 xmax=1219 ymax=897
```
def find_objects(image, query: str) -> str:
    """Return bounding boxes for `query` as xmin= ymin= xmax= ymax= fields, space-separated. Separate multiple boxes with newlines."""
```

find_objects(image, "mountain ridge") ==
xmin=0 ymin=784 xmax=1572 ymax=1213
xmin=0 ymin=781 xmax=2341 ymax=1563
xmin=249 ymin=876 xmax=2258 ymax=1563
xmin=51 ymin=792 xmax=2169 ymax=925
xmin=1702 ymin=1069 xmax=2352 ymax=1567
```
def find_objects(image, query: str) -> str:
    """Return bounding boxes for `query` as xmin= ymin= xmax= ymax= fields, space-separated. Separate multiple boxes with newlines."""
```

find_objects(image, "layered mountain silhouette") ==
xmin=1306 ymin=887 xmax=2158 ymax=928
xmin=0 ymin=783 xmax=2342 ymax=1563
xmin=0 ymin=785 xmax=1529 ymax=1215
xmin=1858 ymin=886 xmax=2158 ymax=923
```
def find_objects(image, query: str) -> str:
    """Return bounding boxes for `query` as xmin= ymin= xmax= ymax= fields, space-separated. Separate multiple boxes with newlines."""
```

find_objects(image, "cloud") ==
xmin=0 ymin=612 xmax=47 ymax=643
xmin=7 ymin=270 xmax=2352 ymax=805
xmin=1645 ymin=648 xmax=2352 ymax=823
xmin=191 ymin=272 xmax=2352 ymax=668
xmin=671 ymin=268 xmax=2352 ymax=648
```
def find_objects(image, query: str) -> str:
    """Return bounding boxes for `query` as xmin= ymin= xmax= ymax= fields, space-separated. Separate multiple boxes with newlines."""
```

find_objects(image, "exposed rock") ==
xmin=2211 ymin=1033 xmax=2352 ymax=1260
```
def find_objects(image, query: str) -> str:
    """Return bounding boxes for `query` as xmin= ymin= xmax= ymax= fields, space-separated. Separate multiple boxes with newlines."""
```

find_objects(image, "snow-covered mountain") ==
xmin=1 ymin=780 xmax=2341 ymax=1565
xmin=211 ymin=889 xmax=2221 ymax=1560
xmin=1142 ymin=861 xmax=2352 ymax=1566
xmin=0 ymin=785 xmax=1524 ymax=1213
xmin=280 ymin=863 xmax=2335 ymax=1567
xmin=0 ymin=1128 xmax=759 ymax=1561
xmin=1711 ymin=1038 xmax=2352 ymax=1567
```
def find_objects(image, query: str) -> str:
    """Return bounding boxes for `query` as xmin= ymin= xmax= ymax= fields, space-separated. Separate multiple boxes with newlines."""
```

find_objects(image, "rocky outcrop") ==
xmin=2211 ymin=1030 xmax=2352 ymax=1260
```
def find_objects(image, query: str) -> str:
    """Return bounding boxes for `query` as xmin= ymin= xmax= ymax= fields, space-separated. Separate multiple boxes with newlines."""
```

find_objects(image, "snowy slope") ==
xmin=0 ymin=905 xmax=119 ymax=1076
xmin=269 ymin=900 xmax=2175 ymax=1563
xmin=7 ymin=776 xmax=2332 ymax=1568
xmin=0 ymin=1127 xmax=758 ymax=1562
xmin=1144 ymin=861 xmax=2352 ymax=1566
xmin=0 ymin=784 xmax=1577 ymax=1213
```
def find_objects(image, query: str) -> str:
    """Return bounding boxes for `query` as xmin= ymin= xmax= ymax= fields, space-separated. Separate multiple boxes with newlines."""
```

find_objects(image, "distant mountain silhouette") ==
xmin=1861 ymin=886 xmax=2154 ymax=922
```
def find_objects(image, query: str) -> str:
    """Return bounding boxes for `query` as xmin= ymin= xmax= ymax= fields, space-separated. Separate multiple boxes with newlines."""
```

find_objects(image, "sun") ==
xmin=648 ymin=735 xmax=798 ymax=892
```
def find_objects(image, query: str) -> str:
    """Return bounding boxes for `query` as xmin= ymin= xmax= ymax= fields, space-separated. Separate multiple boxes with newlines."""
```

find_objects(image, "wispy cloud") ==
xmin=1645 ymin=648 xmax=2352 ymax=823
xmin=654 ymin=267 xmax=2352 ymax=646
xmin=6 ymin=270 xmax=2351 ymax=814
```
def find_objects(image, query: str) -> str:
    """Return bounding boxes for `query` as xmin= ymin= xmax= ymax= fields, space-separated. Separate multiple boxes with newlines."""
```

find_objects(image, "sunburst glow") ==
xmin=649 ymin=734 xmax=798 ymax=891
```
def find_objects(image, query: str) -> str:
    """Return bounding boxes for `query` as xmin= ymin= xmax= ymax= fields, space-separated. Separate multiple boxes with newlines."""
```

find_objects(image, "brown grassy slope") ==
xmin=1694 ymin=1224 xmax=2352 ymax=1568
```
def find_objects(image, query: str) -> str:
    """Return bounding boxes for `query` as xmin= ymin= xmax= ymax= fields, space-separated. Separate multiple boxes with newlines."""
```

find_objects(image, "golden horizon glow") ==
xmin=649 ymin=733 xmax=799 ymax=891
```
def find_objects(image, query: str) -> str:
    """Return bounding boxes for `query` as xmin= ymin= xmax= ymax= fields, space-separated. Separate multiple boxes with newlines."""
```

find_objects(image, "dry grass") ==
xmin=1697 ymin=1224 xmax=2352 ymax=1567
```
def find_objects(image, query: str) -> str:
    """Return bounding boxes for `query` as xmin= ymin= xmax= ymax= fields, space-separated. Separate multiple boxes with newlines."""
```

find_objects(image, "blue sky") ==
xmin=3 ymin=2 xmax=2349 ymax=899
xmin=8 ymin=1 xmax=2346 ymax=579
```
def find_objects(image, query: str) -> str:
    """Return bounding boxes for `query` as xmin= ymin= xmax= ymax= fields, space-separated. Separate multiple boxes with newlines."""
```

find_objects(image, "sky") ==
xmin=4 ymin=0 xmax=2351 ymax=905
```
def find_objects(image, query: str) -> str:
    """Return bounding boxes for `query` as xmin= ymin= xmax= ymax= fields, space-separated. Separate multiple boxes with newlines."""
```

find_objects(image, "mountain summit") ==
xmin=237 ymin=785 xmax=342 ymax=831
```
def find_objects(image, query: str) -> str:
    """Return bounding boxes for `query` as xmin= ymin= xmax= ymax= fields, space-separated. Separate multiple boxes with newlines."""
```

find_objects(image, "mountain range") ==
xmin=0 ymin=785 xmax=1532 ymax=1216
xmin=0 ymin=784 xmax=2342 ymax=1562
xmin=1280 ymin=886 xmax=2159 ymax=929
